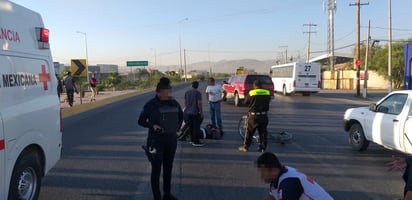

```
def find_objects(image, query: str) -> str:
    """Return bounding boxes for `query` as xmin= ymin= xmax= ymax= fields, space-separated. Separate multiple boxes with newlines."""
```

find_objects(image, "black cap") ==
xmin=253 ymin=80 xmax=262 ymax=87
xmin=192 ymin=81 xmax=199 ymax=89
xmin=156 ymin=77 xmax=171 ymax=91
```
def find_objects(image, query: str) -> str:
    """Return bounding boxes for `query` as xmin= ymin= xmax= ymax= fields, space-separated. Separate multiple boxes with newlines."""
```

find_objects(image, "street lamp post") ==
xmin=76 ymin=31 xmax=89 ymax=78
xmin=150 ymin=48 xmax=157 ymax=68
xmin=76 ymin=31 xmax=89 ymax=104
xmin=178 ymin=17 xmax=188 ymax=81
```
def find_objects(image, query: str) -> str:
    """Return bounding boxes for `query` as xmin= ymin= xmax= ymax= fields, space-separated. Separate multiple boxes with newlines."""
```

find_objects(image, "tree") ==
xmin=356 ymin=40 xmax=409 ymax=89
xmin=105 ymin=72 xmax=123 ymax=91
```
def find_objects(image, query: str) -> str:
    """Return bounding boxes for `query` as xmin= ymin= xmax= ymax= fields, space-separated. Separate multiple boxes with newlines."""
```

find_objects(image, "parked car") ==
xmin=344 ymin=90 xmax=412 ymax=154
xmin=222 ymin=74 xmax=274 ymax=106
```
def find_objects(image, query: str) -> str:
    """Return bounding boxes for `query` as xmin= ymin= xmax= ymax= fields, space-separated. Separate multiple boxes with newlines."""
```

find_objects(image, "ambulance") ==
xmin=0 ymin=1 xmax=62 ymax=199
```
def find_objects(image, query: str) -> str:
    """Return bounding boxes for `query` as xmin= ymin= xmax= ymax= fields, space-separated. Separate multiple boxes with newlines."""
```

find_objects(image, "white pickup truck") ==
xmin=344 ymin=90 xmax=412 ymax=154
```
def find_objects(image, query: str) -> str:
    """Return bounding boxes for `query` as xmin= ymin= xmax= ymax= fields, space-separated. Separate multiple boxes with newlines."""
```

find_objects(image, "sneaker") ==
xmin=238 ymin=145 xmax=248 ymax=152
xmin=191 ymin=141 xmax=205 ymax=147
xmin=258 ymin=148 xmax=265 ymax=153
xmin=163 ymin=194 xmax=178 ymax=200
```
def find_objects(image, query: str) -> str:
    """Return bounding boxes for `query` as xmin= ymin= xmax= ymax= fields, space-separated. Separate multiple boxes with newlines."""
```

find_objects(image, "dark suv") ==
xmin=223 ymin=74 xmax=274 ymax=106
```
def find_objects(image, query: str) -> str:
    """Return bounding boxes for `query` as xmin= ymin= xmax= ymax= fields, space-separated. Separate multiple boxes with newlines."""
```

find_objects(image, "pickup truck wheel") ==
xmin=349 ymin=123 xmax=369 ymax=151
xmin=234 ymin=93 xmax=241 ymax=107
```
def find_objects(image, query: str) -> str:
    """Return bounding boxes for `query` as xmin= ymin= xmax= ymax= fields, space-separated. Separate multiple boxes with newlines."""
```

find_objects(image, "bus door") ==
xmin=295 ymin=63 xmax=320 ymax=89
xmin=0 ymin=113 xmax=4 ymax=198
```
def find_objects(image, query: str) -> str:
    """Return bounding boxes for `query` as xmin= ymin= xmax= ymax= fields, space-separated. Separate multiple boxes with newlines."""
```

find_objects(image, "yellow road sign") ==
xmin=71 ymin=59 xmax=87 ymax=77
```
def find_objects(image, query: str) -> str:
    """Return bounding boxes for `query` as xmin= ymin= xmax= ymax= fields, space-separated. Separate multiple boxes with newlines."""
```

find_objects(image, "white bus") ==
xmin=270 ymin=62 xmax=321 ymax=96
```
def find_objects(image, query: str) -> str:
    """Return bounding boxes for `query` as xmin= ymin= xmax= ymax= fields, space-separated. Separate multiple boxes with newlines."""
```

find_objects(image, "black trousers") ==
xmin=187 ymin=113 xmax=202 ymax=143
xmin=66 ymin=89 xmax=74 ymax=105
xmin=150 ymin=140 xmax=177 ymax=200
xmin=244 ymin=114 xmax=268 ymax=149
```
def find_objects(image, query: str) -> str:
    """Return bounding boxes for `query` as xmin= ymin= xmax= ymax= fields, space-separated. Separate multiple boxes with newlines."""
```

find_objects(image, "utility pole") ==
xmin=388 ymin=0 xmax=392 ymax=92
xmin=279 ymin=45 xmax=288 ymax=64
xmin=350 ymin=0 xmax=369 ymax=96
xmin=303 ymin=23 xmax=317 ymax=62
xmin=184 ymin=49 xmax=187 ymax=82
xmin=363 ymin=20 xmax=371 ymax=99
xmin=178 ymin=17 xmax=188 ymax=80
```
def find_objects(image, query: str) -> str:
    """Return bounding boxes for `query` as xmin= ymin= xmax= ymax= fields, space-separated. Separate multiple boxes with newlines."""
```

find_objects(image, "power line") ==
xmin=361 ymin=26 xmax=412 ymax=32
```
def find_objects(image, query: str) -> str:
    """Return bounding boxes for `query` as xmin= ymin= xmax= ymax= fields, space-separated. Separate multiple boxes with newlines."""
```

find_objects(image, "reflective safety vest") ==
xmin=270 ymin=166 xmax=334 ymax=200
xmin=249 ymin=88 xmax=270 ymax=96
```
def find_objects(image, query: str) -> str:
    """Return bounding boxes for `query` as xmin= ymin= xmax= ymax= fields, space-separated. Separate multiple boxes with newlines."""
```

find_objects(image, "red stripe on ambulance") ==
xmin=0 ymin=139 xmax=4 ymax=151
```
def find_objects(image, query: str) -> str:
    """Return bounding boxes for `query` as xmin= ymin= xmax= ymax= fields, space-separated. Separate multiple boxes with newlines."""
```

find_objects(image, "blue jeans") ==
xmin=209 ymin=102 xmax=223 ymax=130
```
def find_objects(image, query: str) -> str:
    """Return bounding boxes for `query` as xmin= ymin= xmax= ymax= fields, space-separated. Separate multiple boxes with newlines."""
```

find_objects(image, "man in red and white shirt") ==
xmin=256 ymin=152 xmax=334 ymax=200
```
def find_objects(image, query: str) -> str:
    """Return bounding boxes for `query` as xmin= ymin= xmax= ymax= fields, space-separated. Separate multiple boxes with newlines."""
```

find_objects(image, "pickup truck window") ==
xmin=238 ymin=76 xmax=245 ymax=83
xmin=227 ymin=76 xmax=233 ymax=84
xmin=376 ymin=94 xmax=408 ymax=115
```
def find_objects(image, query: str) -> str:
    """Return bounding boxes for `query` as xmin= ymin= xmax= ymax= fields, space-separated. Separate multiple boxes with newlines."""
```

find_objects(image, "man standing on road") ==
xmin=63 ymin=71 xmax=78 ymax=107
xmin=238 ymin=80 xmax=271 ymax=153
xmin=138 ymin=77 xmax=183 ymax=200
xmin=256 ymin=152 xmax=334 ymax=200
xmin=205 ymin=77 xmax=227 ymax=133
xmin=184 ymin=81 xmax=205 ymax=146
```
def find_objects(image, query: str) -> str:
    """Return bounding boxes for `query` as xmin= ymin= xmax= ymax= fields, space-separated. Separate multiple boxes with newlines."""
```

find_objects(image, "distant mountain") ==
xmin=154 ymin=59 xmax=275 ymax=75
xmin=118 ymin=59 xmax=277 ymax=75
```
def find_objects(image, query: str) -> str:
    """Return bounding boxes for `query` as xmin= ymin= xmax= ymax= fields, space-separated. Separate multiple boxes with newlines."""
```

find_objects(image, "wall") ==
xmin=322 ymin=70 xmax=387 ymax=89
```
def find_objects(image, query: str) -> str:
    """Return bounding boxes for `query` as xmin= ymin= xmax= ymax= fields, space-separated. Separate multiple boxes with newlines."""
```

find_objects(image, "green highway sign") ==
xmin=127 ymin=61 xmax=148 ymax=67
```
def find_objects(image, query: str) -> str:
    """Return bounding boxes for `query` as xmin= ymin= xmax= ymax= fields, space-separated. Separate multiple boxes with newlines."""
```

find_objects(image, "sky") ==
xmin=10 ymin=0 xmax=412 ymax=68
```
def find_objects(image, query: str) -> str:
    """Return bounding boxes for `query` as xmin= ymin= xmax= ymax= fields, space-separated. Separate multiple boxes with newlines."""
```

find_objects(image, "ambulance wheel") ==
xmin=8 ymin=152 xmax=42 ymax=200
xmin=349 ymin=123 xmax=369 ymax=151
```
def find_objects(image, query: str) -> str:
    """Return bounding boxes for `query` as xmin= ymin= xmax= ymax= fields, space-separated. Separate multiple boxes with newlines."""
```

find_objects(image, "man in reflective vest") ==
xmin=238 ymin=80 xmax=271 ymax=152
xmin=257 ymin=152 xmax=334 ymax=200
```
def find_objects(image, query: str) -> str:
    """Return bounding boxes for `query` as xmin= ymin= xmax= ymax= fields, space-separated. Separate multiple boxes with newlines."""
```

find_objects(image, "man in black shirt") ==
xmin=184 ymin=81 xmax=204 ymax=146
xmin=138 ymin=77 xmax=183 ymax=200
xmin=238 ymin=80 xmax=271 ymax=152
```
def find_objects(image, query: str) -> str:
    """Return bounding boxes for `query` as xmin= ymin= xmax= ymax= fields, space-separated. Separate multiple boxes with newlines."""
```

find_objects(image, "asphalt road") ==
xmin=38 ymin=82 xmax=405 ymax=200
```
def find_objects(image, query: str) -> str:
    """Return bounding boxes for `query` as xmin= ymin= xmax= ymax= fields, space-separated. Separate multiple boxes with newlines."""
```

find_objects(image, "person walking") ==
xmin=56 ymin=74 xmax=63 ymax=101
xmin=89 ymin=72 xmax=98 ymax=102
xmin=184 ymin=81 xmax=204 ymax=146
xmin=63 ymin=71 xmax=78 ymax=107
xmin=205 ymin=77 xmax=227 ymax=132
xmin=138 ymin=77 xmax=183 ymax=200
xmin=256 ymin=152 xmax=334 ymax=200
xmin=238 ymin=80 xmax=271 ymax=153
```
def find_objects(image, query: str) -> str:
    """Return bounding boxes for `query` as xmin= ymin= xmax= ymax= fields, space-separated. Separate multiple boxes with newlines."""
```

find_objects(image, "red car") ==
xmin=223 ymin=74 xmax=274 ymax=106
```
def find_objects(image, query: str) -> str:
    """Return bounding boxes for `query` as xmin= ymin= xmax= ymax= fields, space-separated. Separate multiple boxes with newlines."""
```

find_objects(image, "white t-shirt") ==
xmin=270 ymin=166 xmax=334 ymax=200
xmin=205 ymin=84 xmax=224 ymax=102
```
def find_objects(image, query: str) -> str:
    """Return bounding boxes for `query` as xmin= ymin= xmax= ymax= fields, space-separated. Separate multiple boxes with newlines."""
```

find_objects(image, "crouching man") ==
xmin=256 ymin=152 xmax=334 ymax=200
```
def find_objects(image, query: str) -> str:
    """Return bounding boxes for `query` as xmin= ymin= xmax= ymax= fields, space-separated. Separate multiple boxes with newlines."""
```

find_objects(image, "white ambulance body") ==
xmin=0 ymin=1 xmax=62 ymax=199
